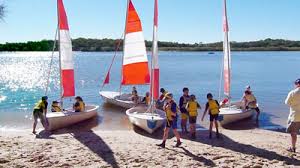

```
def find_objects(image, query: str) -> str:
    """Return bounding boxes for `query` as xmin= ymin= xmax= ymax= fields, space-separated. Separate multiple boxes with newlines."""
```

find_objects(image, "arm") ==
xmin=285 ymin=91 xmax=294 ymax=106
xmin=179 ymin=97 xmax=184 ymax=108
xmin=201 ymin=103 xmax=209 ymax=121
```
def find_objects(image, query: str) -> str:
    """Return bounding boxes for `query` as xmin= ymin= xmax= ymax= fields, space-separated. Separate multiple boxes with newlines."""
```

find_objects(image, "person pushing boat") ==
xmin=202 ymin=93 xmax=220 ymax=139
xmin=32 ymin=96 xmax=48 ymax=134
xmin=179 ymin=87 xmax=190 ymax=134
xmin=157 ymin=93 xmax=181 ymax=148
xmin=285 ymin=78 xmax=300 ymax=153
xmin=73 ymin=96 xmax=85 ymax=112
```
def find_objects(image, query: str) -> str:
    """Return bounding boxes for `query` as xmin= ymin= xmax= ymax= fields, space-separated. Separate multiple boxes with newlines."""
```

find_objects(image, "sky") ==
xmin=0 ymin=0 xmax=299 ymax=44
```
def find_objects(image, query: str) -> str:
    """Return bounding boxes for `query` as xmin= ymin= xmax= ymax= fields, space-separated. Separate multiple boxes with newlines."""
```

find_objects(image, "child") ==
xmin=74 ymin=96 xmax=85 ymax=112
xmin=142 ymin=92 xmax=150 ymax=105
xmin=201 ymin=93 xmax=220 ymax=139
xmin=156 ymin=93 xmax=181 ymax=148
xmin=186 ymin=95 xmax=201 ymax=139
xmin=51 ymin=101 xmax=62 ymax=112
xmin=131 ymin=90 xmax=139 ymax=104
xmin=243 ymin=90 xmax=260 ymax=122
xmin=179 ymin=87 xmax=190 ymax=134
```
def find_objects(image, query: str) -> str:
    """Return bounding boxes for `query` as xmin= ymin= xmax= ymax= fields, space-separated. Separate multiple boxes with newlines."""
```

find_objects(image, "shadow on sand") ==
xmin=182 ymin=130 xmax=300 ymax=166
xmin=36 ymin=116 xmax=119 ymax=168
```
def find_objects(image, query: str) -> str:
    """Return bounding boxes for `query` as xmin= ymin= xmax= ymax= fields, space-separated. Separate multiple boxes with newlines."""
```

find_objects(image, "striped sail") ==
xmin=151 ymin=0 xmax=159 ymax=99
xmin=121 ymin=0 xmax=150 ymax=85
xmin=223 ymin=0 xmax=231 ymax=97
xmin=58 ymin=0 xmax=75 ymax=97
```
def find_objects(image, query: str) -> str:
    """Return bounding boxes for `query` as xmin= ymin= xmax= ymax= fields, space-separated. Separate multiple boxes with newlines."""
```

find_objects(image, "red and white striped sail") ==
xmin=58 ymin=0 xmax=75 ymax=97
xmin=121 ymin=0 xmax=150 ymax=85
xmin=223 ymin=0 xmax=231 ymax=97
xmin=151 ymin=0 xmax=159 ymax=99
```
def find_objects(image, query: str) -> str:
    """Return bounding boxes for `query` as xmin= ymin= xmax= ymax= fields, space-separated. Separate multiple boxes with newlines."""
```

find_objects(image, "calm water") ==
xmin=0 ymin=51 xmax=299 ymax=131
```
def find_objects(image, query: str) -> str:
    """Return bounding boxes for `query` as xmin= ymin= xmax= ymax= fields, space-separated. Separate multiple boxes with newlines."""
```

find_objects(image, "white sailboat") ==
xmin=46 ymin=0 xmax=99 ymax=131
xmin=126 ymin=0 xmax=166 ymax=134
xmin=218 ymin=0 xmax=255 ymax=126
xmin=99 ymin=0 xmax=150 ymax=109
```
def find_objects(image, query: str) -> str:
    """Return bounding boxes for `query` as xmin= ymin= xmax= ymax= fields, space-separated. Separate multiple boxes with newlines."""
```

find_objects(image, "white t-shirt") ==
xmin=285 ymin=87 xmax=300 ymax=122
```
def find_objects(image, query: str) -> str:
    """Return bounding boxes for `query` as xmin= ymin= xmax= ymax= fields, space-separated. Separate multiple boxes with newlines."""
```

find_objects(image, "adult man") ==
xmin=285 ymin=79 xmax=300 ymax=153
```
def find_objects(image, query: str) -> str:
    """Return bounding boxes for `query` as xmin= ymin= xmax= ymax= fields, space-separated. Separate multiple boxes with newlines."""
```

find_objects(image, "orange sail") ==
xmin=121 ymin=0 xmax=150 ymax=85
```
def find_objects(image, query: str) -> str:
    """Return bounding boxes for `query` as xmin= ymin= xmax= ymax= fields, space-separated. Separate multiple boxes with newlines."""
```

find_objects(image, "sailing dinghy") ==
xmin=126 ymin=0 xmax=166 ymax=134
xmin=99 ymin=0 xmax=150 ymax=109
xmin=218 ymin=0 xmax=255 ymax=126
xmin=46 ymin=0 xmax=99 ymax=131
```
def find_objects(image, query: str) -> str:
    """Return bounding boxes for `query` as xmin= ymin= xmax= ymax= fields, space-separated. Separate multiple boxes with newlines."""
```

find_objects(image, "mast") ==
xmin=57 ymin=0 xmax=63 ymax=108
xmin=119 ymin=0 xmax=130 ymax=93
xmin=151 ymin=0 xmax=159 ymax=111
xmin=223 ymin=0 xmax=231 ymax=100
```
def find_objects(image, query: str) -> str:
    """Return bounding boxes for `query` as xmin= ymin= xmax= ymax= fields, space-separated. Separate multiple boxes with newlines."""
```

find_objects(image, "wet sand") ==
xmin=1 ymin=125 xmax=300 ymax=168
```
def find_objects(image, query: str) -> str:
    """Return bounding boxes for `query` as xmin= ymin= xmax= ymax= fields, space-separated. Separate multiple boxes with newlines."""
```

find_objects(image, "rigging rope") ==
xmin=44 ymin=27 xmax=58 ymax=96
xmin=100 ymin=34 xmax=124 ymax=91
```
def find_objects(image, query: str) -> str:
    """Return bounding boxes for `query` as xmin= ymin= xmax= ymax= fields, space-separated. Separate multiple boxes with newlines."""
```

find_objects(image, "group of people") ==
xmin=32 ymin=96 xmax=86 ymax=134
xmin=155 ymin=86 xmax=261 ymax=148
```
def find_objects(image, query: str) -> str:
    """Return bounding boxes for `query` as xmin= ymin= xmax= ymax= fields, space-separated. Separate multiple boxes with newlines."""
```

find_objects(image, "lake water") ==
xmin=0 ymin=51 xmax=299 ymax=131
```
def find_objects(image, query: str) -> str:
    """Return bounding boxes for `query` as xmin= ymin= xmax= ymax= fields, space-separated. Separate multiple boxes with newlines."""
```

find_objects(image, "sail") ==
xmin=223 ymin=0 xmax=231 ymax=97
xmin=121 ymin=0 xmax=150 ymax=85
xmin=151 ymin=0 xmax=159 ymax=99
xmin=58 ymin=0 xmax=75 ymax=97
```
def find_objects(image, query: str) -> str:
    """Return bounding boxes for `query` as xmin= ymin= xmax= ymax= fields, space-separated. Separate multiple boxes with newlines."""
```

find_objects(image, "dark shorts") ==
xmin=33 ymin=109 xmax=45 ymax=122
xmin=287 ymin=122 xmax=300 ymax=134
xmin=246 ymin=106 xmax=260 ymax=113
xmin=209 ymin=114 xmax=219 ymax=122
xmin=189 ymin=116 xmax=197 ymax=124
xmin=166 ymin=119 xmax=177 ymax=129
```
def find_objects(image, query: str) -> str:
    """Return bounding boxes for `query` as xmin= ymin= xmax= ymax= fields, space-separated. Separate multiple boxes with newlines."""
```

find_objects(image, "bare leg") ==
xmin=291 ymin=133 xmax=297 ymax=150
xmin=32 ymin=118 xmax=37 ymax=134
xmin=215 ymin=120 xmax=219 ymax=138
xmin=173 ymin=129 xmax=181 ymax=141
xmin=256 ymin=108 xmax=260 ymax=122
xmin=163 ymin=127 xmax=170 ymax=141
xmin=209 ymin=122 xmax=213 ymax=138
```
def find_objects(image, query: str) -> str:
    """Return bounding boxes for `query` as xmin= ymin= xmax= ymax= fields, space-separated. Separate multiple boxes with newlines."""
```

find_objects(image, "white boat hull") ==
xmin=126 ymin=106 xmax=166 ymax=134
xmin=218 ymin=101 xmax=256 ymax=126
xmin=99 ymin=91 xmax=142 ymax=109
xmin=46 ymin=105 xmax=99 ymax=131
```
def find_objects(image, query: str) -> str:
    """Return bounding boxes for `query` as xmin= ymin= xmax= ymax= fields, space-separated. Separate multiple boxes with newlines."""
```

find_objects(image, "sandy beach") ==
xmin=1 ymin=127 xmax=300 ymax=168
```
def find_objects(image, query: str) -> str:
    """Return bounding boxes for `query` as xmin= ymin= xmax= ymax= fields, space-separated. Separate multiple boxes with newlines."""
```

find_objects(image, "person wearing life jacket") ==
xmin=186 ymin=94 xmax=201 ymax=139
xmin=51 ymin=101 xmax=62 ymax=112
xmin=73 ymin=96 xmax=85 ymax=112
xmin=141 ymin=92 xmax=150 ymax=106
xmin=131 ymin=90 xmax=139 ymax=104
xmin=243 ymin=90 xmax=260 ymax=122
xmin=201 ymin=93 xmax=220 ymax=139
xmin=179 ymin=87 xmax=190 ymax=134
xmin=156 ymin=93 xmax=181 ymax=148
xmin=32 ymin=96 xmax=48 ymax=134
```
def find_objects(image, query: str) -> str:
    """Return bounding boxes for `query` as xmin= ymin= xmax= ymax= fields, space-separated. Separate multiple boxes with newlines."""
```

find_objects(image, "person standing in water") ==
xmin=32 ymin=96 xmax=48 ymax=134
xmin=157 ymin=93 xmax=181 ymax=148
xmin=186 ymin=94 xmax=201 ymax=139
xmin=285 ymin=79 xmax=300 ymax=153
xmin=179 ymin=87 xmax=190 ymax=134
xmin=202 ymin=93 xmax=220 ymax=139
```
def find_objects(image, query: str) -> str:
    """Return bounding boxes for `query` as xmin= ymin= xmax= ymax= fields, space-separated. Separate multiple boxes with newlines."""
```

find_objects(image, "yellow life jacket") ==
xmin=208 ymin=100 xmax=219 ymax=115
xmin=34 ymin=100 xmax=46 ymax=110
xmin=187 ymin=101 xmax=198 ymax=117
xmin=51 ymin=105 xmax=62 ymax=112
xmin=165 ymin=101 xmax=176 ymax=121
xmin=181 ymin=95 xmax=190 ymax=108
xmin=145 ymin=96 xmax=150 ymax=105
xmin=79 ymin=101 xmax=85 ymax=112
xmin=245 ymin=94 xmax=257 ymax=108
